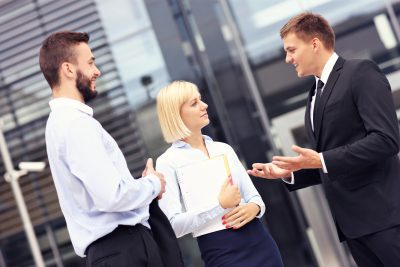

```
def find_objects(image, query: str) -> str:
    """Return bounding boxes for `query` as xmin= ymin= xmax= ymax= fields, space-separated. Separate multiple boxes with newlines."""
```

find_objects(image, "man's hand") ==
xmin=142 ymin=158 xmax=166 ymax=199
xmin=247 ymin=162 xmax=291 ymax=179
xmin=222 ymin=203 xmax=260 ymax=229
xmin=272 ymin=145 xmax=322 ymax=172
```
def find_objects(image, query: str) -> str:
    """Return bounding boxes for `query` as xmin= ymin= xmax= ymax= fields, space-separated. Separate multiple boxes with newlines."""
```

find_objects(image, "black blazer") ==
xmin=148 ymin=199 xmax=185 ymax=267
xmin=287 ymin=57 xmax=400 ymax=240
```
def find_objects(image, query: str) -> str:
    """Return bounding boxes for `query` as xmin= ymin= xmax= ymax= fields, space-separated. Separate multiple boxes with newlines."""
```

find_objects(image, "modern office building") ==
xmin=1 ymin=0 xmax=399 ymax=266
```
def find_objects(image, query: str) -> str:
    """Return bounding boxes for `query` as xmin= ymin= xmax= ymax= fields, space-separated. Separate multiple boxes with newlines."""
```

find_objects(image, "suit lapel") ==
xmin=314 ymin=57 xmax=345 ymax=139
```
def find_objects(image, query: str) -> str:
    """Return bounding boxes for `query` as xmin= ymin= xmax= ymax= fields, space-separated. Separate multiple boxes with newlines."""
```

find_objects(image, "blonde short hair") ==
xmin=156 ymin=80 xmax=199 ymax=143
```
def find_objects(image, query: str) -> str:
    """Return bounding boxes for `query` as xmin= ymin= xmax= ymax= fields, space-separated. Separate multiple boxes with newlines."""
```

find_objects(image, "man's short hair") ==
xmin=39 ymin=31 xmax=89 ymax=88
xmin=156 ymin=81 xmax=199 ymax=143
xmin=280 ymin=12 xmax=335 ymax=50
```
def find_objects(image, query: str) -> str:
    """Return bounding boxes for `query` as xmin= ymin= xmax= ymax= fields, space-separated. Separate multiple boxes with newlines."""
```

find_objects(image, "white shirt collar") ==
xmin=315 ymin=52 xmax=339 ymax=85
xmin=172 ymin=135 xmax=213 ymax=148
xmin=49 ymin=97 xmax=93 ymax=116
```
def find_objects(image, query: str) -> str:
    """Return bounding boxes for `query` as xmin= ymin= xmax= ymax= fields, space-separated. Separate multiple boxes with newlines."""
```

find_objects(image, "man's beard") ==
xmin=76 ymin=70 xmax=98 ymax=103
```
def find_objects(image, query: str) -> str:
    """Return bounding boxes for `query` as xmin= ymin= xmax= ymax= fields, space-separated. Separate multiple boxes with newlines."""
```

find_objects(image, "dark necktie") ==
xmin=313 ymin=79 xmax=324 ymax=131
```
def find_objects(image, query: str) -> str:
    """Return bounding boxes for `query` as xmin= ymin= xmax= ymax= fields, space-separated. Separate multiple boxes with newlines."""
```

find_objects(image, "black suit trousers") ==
xmin=86 ymin=224 xmax=163 ymax=267
xmin=346 ymin=225 xmax=400 ymax=267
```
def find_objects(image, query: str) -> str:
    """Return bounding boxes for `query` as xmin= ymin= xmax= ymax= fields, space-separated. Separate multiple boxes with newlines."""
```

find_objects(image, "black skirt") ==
xmin=197 ymin=219 xmax=283 ymax=267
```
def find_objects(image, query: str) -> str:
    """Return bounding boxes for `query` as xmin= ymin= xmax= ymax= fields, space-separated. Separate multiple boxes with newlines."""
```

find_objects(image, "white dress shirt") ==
xmin=310 ymin=52 xmax=339 ymax=131
xmin=312 ymin=52 xmax=338 ymax=173
xmin=45 ymin=98 xmax=160 ymax=257
xmin=156 ymin=135 xmax=265 ymax=238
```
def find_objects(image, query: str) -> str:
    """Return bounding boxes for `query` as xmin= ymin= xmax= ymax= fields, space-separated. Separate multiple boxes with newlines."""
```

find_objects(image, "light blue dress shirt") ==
xmin=156 ymin=135 xmax=265 ymax=238
xmin=45 ymin=98 xmax=160 ymax=257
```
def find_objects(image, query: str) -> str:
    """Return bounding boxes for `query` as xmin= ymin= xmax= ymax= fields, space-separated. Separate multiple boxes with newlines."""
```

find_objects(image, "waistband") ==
xmin=85 ymin=224 xmax=150 ymax=255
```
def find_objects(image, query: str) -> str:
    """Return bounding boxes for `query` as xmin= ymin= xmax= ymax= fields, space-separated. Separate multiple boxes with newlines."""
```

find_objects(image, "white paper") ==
xmin=176 ymin=154 xmax=230 ymax=237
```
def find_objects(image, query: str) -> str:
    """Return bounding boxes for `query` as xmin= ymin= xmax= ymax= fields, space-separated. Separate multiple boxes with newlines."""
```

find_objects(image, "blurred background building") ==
xmin=1 ymin=0 xmax=400 ymax=266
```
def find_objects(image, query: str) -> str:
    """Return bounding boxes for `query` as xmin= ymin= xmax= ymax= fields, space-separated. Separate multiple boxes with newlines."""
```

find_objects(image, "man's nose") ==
xmin=285 ymin=54 xmax=291 ymax=64
xmin=94 ymin=66 xmax=101 ymax=77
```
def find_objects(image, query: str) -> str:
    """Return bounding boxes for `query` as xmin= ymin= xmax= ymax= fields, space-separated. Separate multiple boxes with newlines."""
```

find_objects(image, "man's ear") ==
xmin=311 ymin=37 xmax=321 ymax=51
xmin=60 ymin=62 xmax=75 ymax=79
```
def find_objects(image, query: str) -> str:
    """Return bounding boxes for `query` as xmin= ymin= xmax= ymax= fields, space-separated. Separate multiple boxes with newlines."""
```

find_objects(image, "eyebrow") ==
xmin=189 ymin=95 xmax=200 ymax=102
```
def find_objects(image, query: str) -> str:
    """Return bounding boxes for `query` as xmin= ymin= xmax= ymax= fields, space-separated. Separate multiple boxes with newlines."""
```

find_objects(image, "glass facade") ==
xmin=1 ymin=0 xmax=400 ymax=266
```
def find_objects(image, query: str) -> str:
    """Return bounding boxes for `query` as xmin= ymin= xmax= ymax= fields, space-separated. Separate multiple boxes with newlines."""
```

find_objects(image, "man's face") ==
xmin=76 ymin=69 xmax=97 ymax=102
xmin=74 ymin=43 xmax=101 ymax=102
xmin=283 ymin=32 xmax=317 ymax=77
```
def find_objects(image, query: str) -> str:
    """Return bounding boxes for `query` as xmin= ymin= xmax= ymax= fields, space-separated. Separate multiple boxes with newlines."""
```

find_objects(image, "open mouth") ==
xmin=91 ymin=79 xmax=96 ymax=89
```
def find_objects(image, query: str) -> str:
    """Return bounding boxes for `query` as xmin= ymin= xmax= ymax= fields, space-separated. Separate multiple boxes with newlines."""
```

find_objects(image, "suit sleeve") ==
xmin=323 ymin=60 xmax=399 ymax=176
xmin=285 ymin=169 xmax=322 ymax=191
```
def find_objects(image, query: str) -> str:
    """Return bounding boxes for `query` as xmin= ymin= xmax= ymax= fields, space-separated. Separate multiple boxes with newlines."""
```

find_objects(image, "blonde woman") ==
xmin=155 ymin=81 xmax=283 ymax=267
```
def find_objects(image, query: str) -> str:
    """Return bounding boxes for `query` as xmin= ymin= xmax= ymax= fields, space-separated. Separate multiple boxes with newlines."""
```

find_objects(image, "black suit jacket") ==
xmin=148 ymin=199 xmax=185 ymax=267
xmin=287 ymin=57 xmax=400 ymax=240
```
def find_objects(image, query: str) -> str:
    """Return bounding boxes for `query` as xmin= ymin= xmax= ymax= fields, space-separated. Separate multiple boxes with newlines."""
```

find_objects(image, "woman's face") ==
xmin=180 ymin=91 xmax=209 ymax=132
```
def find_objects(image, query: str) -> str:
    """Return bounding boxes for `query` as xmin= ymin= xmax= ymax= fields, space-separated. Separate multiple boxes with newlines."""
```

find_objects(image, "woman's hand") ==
xmin=222 ymin=202 xmax=260 ymax=229
xmin=218 ymin=177 xmax=241 ymax=209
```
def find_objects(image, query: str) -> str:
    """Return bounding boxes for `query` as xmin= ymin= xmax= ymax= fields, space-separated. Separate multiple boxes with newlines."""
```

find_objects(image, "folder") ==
xmin=176 ymin=154 xmax=231 ymax=237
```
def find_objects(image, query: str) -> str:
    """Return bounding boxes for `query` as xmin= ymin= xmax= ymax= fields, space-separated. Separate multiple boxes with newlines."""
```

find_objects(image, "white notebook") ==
xmin=176 ymin=154 xmax=231 ymax=237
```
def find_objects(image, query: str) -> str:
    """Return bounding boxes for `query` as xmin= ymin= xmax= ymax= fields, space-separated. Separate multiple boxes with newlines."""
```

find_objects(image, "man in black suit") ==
xmin=248 ymin=13 xmax=400 ymax=266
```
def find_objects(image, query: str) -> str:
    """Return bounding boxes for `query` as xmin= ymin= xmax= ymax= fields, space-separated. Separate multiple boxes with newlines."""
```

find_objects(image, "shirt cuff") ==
xmin=209 ymin=203 xmax=226 ymax=220
xmin=319 ymin=153 xmax=328 ymax=173
xmin=282 ymin=172 xmax=294 ymax=184
xmin=213 ymin=204 xmax=226 ymax=216
xmin=145 ymin=173 xmax=161 ymax=198
xmin=249 ymin=200 xmax=265 ymax=218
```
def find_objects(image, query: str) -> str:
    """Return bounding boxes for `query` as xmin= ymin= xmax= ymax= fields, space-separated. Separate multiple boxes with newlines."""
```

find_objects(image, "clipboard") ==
xmin=176 ymin=154 xmax=231 ymax=237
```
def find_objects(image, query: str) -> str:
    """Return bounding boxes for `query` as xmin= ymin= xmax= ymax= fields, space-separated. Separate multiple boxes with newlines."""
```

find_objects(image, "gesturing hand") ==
xmin=247 ymin=162 xmax=291 ymax=179
xmin=222 ymin=203 xmax=260 ymax=229
xmin=142 ymin=158 xmax=166 ymax=200
xmin=272 ymin=145 xmax=322 ymax=171
xmin=218 ymin=177 xmax=241 ymax=209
